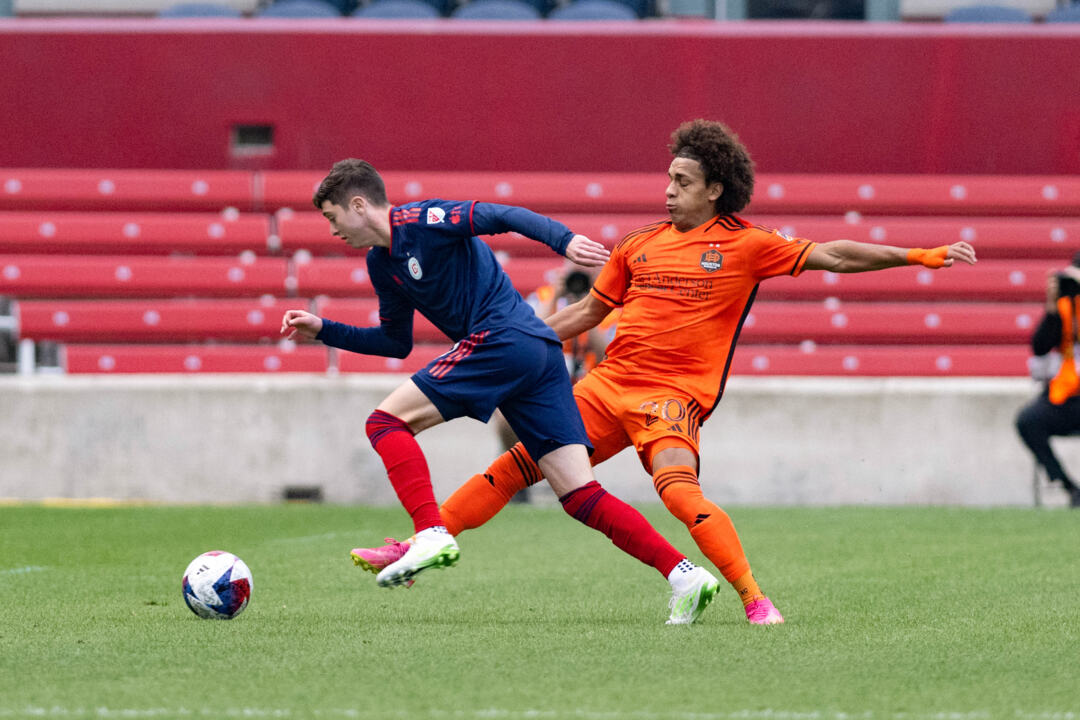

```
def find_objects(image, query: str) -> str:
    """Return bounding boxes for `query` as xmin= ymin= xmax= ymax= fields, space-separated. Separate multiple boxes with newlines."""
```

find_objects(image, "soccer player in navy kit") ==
xmin=282 ymin=159 xmax=720 ymax=624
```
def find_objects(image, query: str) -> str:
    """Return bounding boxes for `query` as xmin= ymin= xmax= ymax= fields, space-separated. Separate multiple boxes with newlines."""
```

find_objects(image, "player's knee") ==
xmin=365 ymin=409 xmax=411 ymax=448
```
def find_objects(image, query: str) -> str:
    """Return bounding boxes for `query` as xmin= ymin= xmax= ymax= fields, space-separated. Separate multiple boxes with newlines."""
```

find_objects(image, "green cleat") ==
xmin=666 ymin=566 xmax=720 ymax=625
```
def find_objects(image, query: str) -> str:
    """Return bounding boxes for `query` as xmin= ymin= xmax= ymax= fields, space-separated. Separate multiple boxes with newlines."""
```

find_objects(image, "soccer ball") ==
xmin=181 ymin=550 xmax=253 ymax=620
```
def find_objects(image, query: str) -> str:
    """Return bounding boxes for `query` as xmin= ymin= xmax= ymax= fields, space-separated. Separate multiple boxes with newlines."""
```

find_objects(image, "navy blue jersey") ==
xmin=317 ymin=200 xmax=573 ymax=357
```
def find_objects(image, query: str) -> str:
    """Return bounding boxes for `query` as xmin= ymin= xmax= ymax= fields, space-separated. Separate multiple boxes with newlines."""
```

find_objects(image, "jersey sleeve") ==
xmin=589 ymin=242 xmax=631 ymax=309
xmin=402 ymin=199 xmax=574 ymax=256
xmin=470 ymin=202 xmax=574 ymax=255
xmin=315 ymin=255 xmax=414 ymax=358
xmin=746 ymin=227 xmax=817 ymax=280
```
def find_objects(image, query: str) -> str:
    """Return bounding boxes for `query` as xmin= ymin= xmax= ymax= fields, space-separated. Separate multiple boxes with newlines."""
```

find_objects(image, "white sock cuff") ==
xmin=667 ymin=558 xmax=697 ymax=586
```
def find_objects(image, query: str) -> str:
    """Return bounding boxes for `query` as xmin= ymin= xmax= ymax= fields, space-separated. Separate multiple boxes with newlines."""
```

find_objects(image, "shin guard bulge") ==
xmin=653 ymin=465 xmax=751 ymax=583
xmin=440 ymin=442 xmax=540 ymax=535
xmin=559 ymin=480 xmax=682 ymax=577
xmin=366 ymin=410 xmax=442 ymax=534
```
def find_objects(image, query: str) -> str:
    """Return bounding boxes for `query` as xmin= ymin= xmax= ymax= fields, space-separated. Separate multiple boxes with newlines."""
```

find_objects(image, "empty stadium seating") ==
xmin=62 ymin=344 xmax=328 ymax=373
xmin=15 ymin=298 xmax=308 ymax=343
xmin=261 ymin=170 xmax=1080 ymax=216
xmin=2 ymin=167 xmax=1077 ymax=376
xmin=0 ymin=212 xmax=271 ymax=255
xmin=315 ymin=298 xmax=452 ymax=343
xmin=730 ymin=345 xmax=1030 ymax=376
xmin=0 ymin=169 xmax=254 ymax=212
xmin=0 ymin=255 xmax=289 ymax=298
xmin=450 ymin=0 xmax=543 ymax=18
xmin=4 ymin=168 xmax=1077 ymax=216
xmin=352 ymin=0 xmax=442 ymax=16
xmin=254 ymin=0 xmax=342 ymax=15
xmin=759 ymin=260 xmax=1054 ymax=303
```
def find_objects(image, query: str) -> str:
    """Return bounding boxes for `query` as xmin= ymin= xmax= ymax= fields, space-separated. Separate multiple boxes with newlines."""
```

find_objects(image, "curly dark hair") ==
xmin=669 ymin=120 xmax=755 ymax=215
xmin=313 ymin=158 xmax=388 ymax=210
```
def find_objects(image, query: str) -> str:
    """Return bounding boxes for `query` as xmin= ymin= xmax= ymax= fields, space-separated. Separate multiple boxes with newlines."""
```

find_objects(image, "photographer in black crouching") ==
xmin=1016 ymin=252 xmax=1080 ymax=507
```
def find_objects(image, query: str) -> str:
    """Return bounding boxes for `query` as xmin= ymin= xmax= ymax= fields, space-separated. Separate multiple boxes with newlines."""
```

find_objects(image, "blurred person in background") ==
xmin=1015 ymin=252 xmax=1080 ymax=508
xmin=493 ymin=265 xmax=621 ymax=503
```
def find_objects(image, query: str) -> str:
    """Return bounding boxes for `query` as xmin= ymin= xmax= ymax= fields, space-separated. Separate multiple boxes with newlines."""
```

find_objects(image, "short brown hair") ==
xmin=313 ymin=159 xmax=389 ymax=210
xmin=669 ymin=120 xmax=755 ymax=215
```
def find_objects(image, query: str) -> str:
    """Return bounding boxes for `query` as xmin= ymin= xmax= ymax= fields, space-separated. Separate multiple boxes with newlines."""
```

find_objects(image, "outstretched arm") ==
xmin=281 ymin=309 xmax=413 ymax=359
xmin=804 ymin=240 xmax=977 ymax=273
xmin=470 ymin=203 xmax=609 ymax=267
xmin=545 ymin=294 xmax=613 ymax=341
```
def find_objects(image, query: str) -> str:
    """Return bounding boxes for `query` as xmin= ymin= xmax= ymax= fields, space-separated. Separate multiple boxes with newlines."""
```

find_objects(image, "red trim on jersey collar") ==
xmin=387 ymin=207 xmax=395 ymax=256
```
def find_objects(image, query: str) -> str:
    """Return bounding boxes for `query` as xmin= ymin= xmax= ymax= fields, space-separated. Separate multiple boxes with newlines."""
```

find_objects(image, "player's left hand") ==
xmin=565 ymin=234 xmax=610 ymax=268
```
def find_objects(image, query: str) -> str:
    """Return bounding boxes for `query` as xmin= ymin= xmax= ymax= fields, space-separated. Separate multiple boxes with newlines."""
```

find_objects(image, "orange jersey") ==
xmin=590 ymin=214 xmax=815 ymax=416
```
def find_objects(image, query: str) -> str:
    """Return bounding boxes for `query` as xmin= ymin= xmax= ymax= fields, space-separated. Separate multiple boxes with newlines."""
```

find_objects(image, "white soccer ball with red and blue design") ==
xmin=181 ymin=551 xmax=252 ymax=620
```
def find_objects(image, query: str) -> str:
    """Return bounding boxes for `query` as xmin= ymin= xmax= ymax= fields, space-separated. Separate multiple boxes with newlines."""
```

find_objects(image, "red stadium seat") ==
xmin=0 ymin=255 xmax=290 ymax=299
xmin=335 ymin=342 xmax=452 ymax=374
xmin=0 ymin=212 xmax=272 ymax=256
xmin=730 ymin=344 xmax=1029 ymax=376
xmin=740 ymin=301 xmax=1041 ymax=345
xmin=262 ymin=171 xmax=664 ymax=214
xmin=276 ymin=211 xmax=662 ymax=256
xmin=743 ymin=175 xmax=1080 ymax=216
xmin=750 ymin=215 xmax=1080 ymax=260
xmin=0 ymin=169 xmax=255 ymax=212
xmin=292 ymin=256 xmax=562 ymax=298
xmin=3 ymin=169 xmax=1077 ymax=216
xmin=15 ymin=298 xmax=308 ymax=343
xmin=62 ymin=343 xmax=328 ymax=373
xmin=292 ymin=256 xmax=375 ymax=298
xmin=758 ymin=260 xmax=1054 ymax=303
xmin=274 ymin=211 xmax=574 ymax=258
xmin=275 ymin=209 xmax=1079 ymax=264
xmin=261 ymin=170 xmax=1080 ymax=216
xmin=314 ymin=298 xmax=451 ymax=343
xmin=500 ymin=258 xmax=565 ymax=295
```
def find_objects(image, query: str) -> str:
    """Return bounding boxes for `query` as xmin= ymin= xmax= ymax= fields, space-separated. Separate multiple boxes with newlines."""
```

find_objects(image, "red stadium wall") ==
xmin=1 ymin=20 xmax=1078 ymax=174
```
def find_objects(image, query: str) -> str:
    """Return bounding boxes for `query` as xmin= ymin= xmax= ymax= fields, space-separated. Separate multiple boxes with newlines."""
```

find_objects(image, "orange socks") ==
xmin=731 ymin=570 xmax=765 ymax=607
xmin=439 ymin=442 xmax=541 ymax=536
xmin=654 ymin=465 xmax=757 ymax=600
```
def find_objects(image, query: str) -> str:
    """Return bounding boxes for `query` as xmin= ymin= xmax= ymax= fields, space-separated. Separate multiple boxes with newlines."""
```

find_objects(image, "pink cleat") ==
xmin=745 ymin=597 xmax=784 ymax=625
xmin=351 ymin=537 xmax=410 ymax=575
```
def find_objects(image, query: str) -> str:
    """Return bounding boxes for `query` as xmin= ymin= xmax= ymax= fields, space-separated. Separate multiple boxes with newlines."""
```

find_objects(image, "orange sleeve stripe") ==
xmin=590 ymin=286 xmax=622 ymax=308
xmin=790 ymin=242 xmax=816 ymax=276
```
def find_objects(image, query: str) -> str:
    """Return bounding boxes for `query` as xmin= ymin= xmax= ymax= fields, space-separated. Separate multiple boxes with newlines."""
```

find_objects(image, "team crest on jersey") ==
xmin=699 ymin=249 xmax=724 ymax=273
xmin=408 ymin=256 xmax=423 ymax=280
xmin=426 ymin=207 xmax=446 ymax=224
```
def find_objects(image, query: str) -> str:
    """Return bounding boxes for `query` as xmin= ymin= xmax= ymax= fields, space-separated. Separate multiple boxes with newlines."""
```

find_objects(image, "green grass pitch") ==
xmin=2 ymin=503 xmax=1079 ymax=719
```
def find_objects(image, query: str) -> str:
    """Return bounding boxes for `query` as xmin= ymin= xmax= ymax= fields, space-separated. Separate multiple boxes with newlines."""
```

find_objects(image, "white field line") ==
xmin=0 ymin=709 xmax=1070 ymax=719
xmin=0 ymin=566 xmax=46 ymax=576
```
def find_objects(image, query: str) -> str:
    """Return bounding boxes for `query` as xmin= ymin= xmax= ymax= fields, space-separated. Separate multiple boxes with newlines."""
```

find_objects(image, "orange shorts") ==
xmin=572 ymin=366 xmax=703 ymax=474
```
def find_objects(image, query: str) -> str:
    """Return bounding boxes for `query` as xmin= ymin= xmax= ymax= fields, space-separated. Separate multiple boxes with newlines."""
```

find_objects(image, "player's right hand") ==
xmin=565 ymin=234 xmax=610 ymax=268
xmin=281 ymin=309 xmax=323 ymax=342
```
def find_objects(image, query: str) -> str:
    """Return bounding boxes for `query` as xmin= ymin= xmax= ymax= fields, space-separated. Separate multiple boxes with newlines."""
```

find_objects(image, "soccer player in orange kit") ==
xmin=352 ymin=119 xmax=977 ymax=624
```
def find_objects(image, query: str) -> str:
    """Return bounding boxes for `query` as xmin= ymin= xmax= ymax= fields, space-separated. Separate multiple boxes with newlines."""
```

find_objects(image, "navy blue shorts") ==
xmin=411 ymin=327 xmax=592 ymax=463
